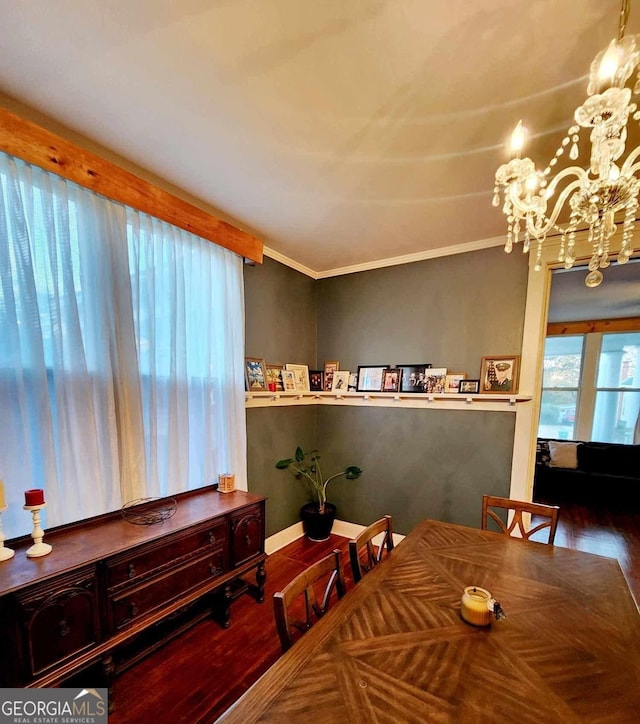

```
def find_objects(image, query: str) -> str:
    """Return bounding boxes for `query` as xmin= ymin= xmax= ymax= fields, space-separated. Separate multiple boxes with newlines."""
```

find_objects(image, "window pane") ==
xmin=591 ymin=392 xmax=640 ymax=445
xmin=539 ymin=390 xmax=578 ymax=440
xmin=592 ymin=391 xmax=640 ymax=443
xmin=596 ymin=332 xmax=640 ymax=388
xmin=542 ymin=336 xmax=583 ymax=388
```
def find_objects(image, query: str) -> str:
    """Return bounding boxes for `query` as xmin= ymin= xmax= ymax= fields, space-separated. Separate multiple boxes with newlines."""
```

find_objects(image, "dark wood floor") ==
xmin=108 ymin=502 xmax=639 ymax=723
xmin=538 ymin=500 xmax=640 ymax=603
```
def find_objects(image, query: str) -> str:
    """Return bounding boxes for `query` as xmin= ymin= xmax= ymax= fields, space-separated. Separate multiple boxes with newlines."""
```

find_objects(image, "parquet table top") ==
xmin=217 ymin=519 xmax=640 ymax=723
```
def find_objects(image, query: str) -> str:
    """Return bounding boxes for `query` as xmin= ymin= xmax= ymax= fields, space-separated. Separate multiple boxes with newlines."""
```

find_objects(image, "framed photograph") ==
xmin=286 ymin=363 xmax=310 ymax=392
xmin=480 ymin=356 xmax=520 ymax=394
xmin=245 ymin=357 xmax=267 ymax=391
xmin=445 ymin=373 xmax=466 ymax=394
xmin=356 ymin=365 xmax=388 ymax=392
xmin=331 ymin=370 xmax=350 ymax=392
xmin=422 ymin=367 xmax=448 ymax=393
xmin=281 ymin=369 xmax=297 ymax=392
xmin=323 ymin=361 xmax=340 ymax=391
xmin=347 ymin=372 xmax=358 ymax=391
xmin=396 ymin=364 xmax=433 ymax=392
xmin=309 ymin=370 xmax=324 ymax=392
xmin=459 ymin=379 xmax=480 ymax=394
xmin=265 ymin=363 xmax=285 ymax=392
xmin=382 ymin=367 xmax=402 ymax=392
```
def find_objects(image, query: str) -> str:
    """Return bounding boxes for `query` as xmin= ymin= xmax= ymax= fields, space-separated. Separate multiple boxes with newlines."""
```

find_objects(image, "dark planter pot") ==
xmin=300 ymin=502 xmax=336 ymax=542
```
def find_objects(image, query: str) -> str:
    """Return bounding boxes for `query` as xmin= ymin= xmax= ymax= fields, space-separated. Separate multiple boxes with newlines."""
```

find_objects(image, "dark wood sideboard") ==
xmin=0 ymin=486 xmax=266 ymax=701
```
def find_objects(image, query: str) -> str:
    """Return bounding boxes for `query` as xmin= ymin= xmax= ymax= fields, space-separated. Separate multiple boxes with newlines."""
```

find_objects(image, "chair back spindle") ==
xmin=349 ymin=515 xmax=394 ymax=583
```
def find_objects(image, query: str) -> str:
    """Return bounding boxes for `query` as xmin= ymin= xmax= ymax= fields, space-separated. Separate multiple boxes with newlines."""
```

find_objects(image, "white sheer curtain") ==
xmin=126 ymin=210 xmax=247 ymax=499
xmin=0 ymin=152 xmax=246 ymax=539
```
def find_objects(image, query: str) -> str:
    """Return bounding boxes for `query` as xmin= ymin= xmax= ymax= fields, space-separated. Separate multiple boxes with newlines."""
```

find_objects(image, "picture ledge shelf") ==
xmin=245 ymin=391 xmax=531 ymax=411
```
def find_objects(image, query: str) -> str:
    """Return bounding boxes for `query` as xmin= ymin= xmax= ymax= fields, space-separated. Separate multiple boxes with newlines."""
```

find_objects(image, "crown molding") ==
xmin=262 ymin=246 xmax=319 ymax=278
xmin=264 ymin=236 xmax=506 ymax=280
xmin=315 ymin=236 xmax=506 ymax=278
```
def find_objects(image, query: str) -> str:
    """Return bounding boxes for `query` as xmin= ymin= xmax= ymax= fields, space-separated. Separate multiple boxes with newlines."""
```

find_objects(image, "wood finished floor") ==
xmin=108 ymin=502 xmax=639 ymax=724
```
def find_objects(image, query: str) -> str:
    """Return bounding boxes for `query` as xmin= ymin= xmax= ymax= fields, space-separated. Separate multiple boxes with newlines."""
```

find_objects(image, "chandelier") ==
xmin=494 ymin=0 xmax=640 ymax=287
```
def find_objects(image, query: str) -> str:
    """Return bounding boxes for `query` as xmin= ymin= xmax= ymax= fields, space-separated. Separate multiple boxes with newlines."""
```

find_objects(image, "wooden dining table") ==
xmin=217 ymin=519 xmax=640 ymax=723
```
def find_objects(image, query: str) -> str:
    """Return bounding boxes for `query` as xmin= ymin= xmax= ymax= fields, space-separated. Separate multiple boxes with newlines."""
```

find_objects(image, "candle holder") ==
xmin=23 ymin=503 xmax=52 ymax=558
xmin=0 ymin=505 xmax=15 ymax=561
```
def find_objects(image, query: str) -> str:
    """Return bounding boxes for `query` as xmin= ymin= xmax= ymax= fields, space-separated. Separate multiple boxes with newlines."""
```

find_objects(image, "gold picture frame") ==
xmin=480 ymin=356 xmax=520 ymax=394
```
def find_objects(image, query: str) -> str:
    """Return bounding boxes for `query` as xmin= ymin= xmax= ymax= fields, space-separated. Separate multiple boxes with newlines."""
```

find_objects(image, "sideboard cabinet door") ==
xmin=230 ymin=505 xmax=264 ymax=568
xmin=16 ymin=567 xmax=100 ymax=679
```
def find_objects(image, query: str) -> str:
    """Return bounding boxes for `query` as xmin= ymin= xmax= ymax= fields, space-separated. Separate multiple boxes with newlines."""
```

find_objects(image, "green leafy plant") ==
xmin=275 ymin=447 xmax=362 ymax=514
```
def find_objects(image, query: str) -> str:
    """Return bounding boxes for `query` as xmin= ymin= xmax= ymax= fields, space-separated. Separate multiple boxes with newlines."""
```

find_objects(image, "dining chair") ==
xmin=482 ymin=494 xmax=560 ymax=544
xmin=273 ymin=549 xmax=346 ymax=653
xmin=349 ymin=515 xmax=394 ymax=583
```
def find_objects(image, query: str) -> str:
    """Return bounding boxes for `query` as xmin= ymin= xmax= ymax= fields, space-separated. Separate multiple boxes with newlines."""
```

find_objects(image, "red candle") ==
xmin=25 ymin=489 xmax=45 ymax=506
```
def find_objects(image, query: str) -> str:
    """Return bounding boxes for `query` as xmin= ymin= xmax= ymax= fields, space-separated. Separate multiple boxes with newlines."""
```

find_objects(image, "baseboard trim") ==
xmin=265 ymin=519 xmax=404 ymax=555
xmin=265 ymin=522 xmax=304 ymax=555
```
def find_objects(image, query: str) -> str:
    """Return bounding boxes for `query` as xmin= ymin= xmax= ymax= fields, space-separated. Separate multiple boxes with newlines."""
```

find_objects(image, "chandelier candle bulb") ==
xmin=599 ymin=41 xmax=621 ymax=85
xmin=510 ymin=120 xmax=526 ymax=155
xmin=0 ymin=480 xmax=5 ymax=509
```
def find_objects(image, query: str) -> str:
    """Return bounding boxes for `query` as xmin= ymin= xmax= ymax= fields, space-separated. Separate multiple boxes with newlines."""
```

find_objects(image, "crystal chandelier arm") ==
xmin=621 ymin=144 xmax=640 ymax=175
xmin=506 ymin=183 xmax=540 ymax=215
xmin=507 ymin=166 xmax=586 ymax=214
xmin=542 ymin=166 xmax=588 ymax=197
xmin=507 ymin=167 xmax=585 ymax=236
xmin=526 ymin=176 xmax=584 ymax=238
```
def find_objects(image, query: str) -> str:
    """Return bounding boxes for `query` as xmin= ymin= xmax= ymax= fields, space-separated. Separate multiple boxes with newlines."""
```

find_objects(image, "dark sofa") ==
xmin=533 ymin=438 xmax=640 ymax=508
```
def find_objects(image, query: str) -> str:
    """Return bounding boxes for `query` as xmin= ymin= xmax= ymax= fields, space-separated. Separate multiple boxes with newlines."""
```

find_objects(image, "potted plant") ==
xmin=275 ymin=447 xmax=362 ymax=541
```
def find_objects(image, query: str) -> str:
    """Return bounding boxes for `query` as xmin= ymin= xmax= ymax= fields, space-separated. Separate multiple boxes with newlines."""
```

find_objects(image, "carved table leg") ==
xmin=102 ymin=654 xmax=115 ymax=714
xmin=255 ymin=560 xmax=266 ymax=603
xmin=221 ymin=582 xmax=232 ymax=628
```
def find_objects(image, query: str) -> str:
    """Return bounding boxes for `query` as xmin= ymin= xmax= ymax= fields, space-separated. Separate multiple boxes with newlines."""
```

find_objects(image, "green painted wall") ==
xmin=316 ymin=246 xmax=527 ymax=373
xmin=315 ymin=246 xmax=528 ymax=531
xmin=245 ymin=247 xmax=529 ymax=536
xmin=244 ymin=256 xmax=316 ymax=366
xmin=244 ymin=257 xmax=317 ymax=536
xmin=317 ymin=406 xmax=516 ymax=534
xmin=246 ymin=406 xmax=317 ymax=536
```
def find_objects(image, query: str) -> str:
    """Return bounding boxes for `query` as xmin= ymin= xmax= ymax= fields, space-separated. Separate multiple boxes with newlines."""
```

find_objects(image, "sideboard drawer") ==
xmin=109 ymin=548 xmax=225 ymax=632
xmin=106 ymin=520 xmax=227 ymax=589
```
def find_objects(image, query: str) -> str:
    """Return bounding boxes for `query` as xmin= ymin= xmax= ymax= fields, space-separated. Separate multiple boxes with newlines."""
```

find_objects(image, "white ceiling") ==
xmin=0 ymin=0 xmax=638 ymax=274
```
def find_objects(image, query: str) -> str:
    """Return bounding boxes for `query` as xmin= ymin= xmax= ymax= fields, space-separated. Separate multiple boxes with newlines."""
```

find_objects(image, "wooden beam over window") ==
xmin=547 ymin=317 xmax=640 ymax=336
xmin=0 ymin=107 xmax=263 ymax=264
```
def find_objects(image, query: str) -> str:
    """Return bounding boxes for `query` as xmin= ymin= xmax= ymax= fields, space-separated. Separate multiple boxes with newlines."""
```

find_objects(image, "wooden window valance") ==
xmin=547 ymin=317 xmax=640 ymax=336
xmin=0 ymin=107 xmax=262 ymax=264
